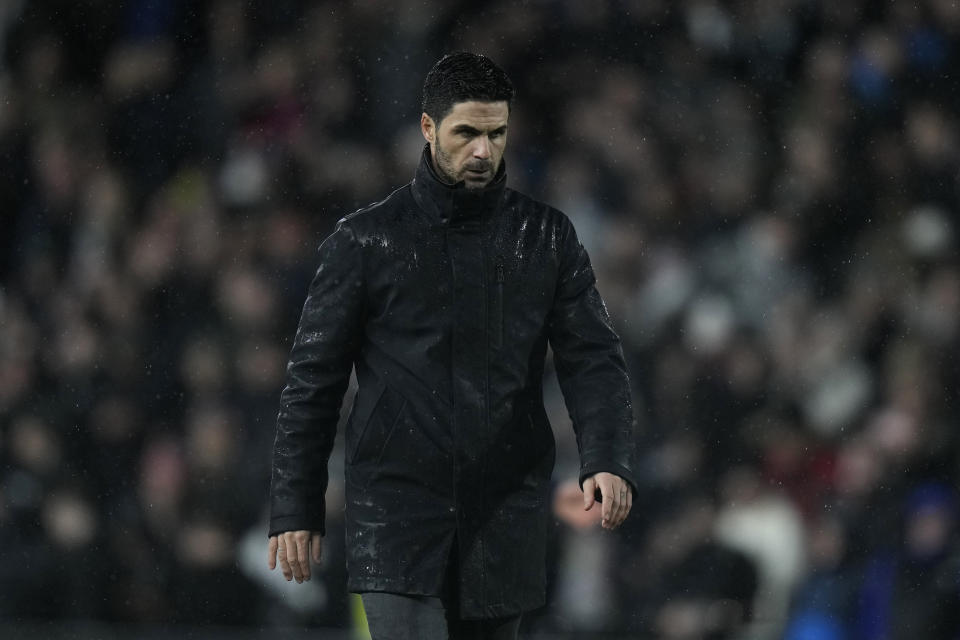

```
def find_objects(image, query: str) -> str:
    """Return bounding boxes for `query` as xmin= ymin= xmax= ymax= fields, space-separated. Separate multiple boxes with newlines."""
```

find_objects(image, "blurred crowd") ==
xmin=1 ymin=1 xmax=959 ymax=638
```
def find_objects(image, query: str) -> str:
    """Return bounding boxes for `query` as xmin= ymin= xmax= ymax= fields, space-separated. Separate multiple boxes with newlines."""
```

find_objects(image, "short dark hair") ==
xmin=421 ymin=52 xmax=514 ymax=124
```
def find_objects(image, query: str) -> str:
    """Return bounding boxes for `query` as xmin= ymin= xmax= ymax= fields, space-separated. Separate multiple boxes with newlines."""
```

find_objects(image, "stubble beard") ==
xmin=434 ymin=142 xmax=493 ymax=190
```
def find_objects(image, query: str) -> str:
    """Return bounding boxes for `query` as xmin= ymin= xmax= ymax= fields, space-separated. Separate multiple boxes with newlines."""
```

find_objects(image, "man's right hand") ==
xmin=268 ymin=530 xmax=323 ymax=583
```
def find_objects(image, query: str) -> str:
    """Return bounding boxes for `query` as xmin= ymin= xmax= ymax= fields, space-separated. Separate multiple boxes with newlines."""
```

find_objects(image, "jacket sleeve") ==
xmin=269 ymin=220 xmax=364 ymax=537
xmin=546 ymin=215 xmax=638 ymax=496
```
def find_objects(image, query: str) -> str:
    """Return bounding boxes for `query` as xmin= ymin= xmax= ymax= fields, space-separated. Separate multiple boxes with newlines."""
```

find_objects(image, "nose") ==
xmin=472 ymin=135 xmax=491 ymax=159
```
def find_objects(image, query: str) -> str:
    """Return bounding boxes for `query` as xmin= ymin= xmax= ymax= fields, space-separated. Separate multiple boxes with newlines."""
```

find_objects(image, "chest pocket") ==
xmin=492 ymin=260 xmax=504 ymax=349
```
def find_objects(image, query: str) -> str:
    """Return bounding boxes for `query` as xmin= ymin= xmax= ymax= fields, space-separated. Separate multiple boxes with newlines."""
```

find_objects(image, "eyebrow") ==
xmin=451 ymin=124 xmax=508 ymax=136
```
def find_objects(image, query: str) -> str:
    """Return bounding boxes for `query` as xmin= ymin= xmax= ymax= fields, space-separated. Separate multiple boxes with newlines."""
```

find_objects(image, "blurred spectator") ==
xmin=1 ymin=1 xmax=959 ymax=636
xmin=714 ymin=465 xmax=806 ymax=638
xmin=634 ymin=494 xmax=758 ymax=640
xmin=853 ymin=482 xmax=960 ymax=639
xmin=547 ymin=479 xmax=614 ymax=634
xmin=784 ymin=514 xmax=856 ymax=640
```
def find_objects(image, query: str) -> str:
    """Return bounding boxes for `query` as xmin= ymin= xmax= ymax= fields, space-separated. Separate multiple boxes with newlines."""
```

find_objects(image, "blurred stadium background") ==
xmin=1 ymin=1 xmax=958 ymax=638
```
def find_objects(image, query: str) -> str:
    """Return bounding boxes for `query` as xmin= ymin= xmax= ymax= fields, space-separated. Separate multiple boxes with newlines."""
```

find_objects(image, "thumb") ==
xmin=583 ymin=477 xmax=596 ymax=511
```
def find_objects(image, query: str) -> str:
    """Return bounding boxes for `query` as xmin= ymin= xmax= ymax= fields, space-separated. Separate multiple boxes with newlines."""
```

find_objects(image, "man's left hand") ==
xmin=582 ymin=472 xmax=633 ymax=530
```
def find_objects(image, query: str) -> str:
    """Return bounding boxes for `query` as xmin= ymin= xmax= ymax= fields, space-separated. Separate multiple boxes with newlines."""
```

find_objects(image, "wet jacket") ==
xmin=269 ymin=147 xmax=637 ymax=619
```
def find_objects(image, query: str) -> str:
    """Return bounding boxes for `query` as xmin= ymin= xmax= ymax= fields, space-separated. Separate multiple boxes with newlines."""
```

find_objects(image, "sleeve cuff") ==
xmin=268 ymin=514 xmax=326 ymax=538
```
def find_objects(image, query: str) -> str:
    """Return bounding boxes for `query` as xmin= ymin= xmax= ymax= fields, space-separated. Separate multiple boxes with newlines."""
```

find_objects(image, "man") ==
xmin=268 ymin=52 xmax=636 ymax=639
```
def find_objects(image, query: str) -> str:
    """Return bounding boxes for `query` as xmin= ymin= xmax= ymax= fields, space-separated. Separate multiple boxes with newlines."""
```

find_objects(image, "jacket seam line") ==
xmin=480 ymin=210 xmax=490 ymax=608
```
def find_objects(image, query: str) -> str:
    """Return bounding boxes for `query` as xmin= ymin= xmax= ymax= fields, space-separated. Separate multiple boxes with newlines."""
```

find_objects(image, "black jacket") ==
xmin=270 ymin=147 xmax=636 ymax=618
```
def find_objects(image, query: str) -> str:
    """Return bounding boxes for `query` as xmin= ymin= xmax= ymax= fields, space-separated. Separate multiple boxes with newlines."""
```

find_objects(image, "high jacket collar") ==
xmin=411 ymin=144 xmax=506 ymax=226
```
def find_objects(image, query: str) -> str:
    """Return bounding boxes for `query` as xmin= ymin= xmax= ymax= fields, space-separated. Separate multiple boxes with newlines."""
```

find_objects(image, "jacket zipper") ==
xmin=494 ymin=260 xmax=504 ymax=349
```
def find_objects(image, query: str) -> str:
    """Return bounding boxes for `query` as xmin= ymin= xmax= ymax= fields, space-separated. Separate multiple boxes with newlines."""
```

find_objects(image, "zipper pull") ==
xmin=495 ymin=262 xmax=505 ymax=283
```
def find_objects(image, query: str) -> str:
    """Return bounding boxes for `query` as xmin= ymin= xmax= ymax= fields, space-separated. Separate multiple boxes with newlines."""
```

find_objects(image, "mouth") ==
xmin=465 ymin=166 xmax=491 ymax=178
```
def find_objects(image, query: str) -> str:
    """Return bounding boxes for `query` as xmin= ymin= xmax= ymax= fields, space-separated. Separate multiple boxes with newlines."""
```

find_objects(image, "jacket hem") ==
xmin=348 ymin=578 xmax=545 ymax=620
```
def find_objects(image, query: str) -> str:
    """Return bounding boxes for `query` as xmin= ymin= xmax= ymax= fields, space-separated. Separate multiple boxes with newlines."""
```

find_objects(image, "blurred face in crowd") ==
xmin=421 ymin=100 xmax=509 ymax=189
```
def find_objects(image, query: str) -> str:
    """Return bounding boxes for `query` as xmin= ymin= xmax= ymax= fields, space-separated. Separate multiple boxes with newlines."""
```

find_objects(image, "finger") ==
xmin=610 ymin=484 xmax=625 ymax=528
xmin=296 ymin=532 xmax=311 ymax=581
xmin=268 ymin=536 xmax=278 ymax=570
xmin=277 ymin=538 xmax=293 ymax=581
xmin=312 ymin=533 xmax=323 ymax=565
xmin=614 ymin=484 xmax=629 ymax=527
xmin=583 ymin=477 xmax=596 ymax=511
xmin=601 ymin=480 xmax=615 ymax=526
xmin=285 ymin=532 xmax=304 ymax=583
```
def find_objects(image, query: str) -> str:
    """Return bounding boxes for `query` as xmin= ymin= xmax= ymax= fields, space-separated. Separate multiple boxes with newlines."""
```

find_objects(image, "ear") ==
xmin=421 ymin=113 xmax=435 ymax=144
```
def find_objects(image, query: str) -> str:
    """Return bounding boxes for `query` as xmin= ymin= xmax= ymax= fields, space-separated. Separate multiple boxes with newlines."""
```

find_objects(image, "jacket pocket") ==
xmin=345 ymin=381 xmax=386 ymax=466
xmin=350 ymin=384 xmax=407 ymax=468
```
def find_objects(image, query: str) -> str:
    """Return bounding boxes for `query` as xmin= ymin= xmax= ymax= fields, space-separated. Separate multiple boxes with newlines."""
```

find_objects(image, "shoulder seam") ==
xmin=340 ymin=184 xmax=410 ymax=224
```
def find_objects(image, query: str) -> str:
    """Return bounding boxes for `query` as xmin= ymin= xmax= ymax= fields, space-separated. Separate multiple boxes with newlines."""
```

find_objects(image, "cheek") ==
xmin=451 ymin=146 xmax=471 ymax=167
xmin=442 ymin=141 xmax=467 ymax=162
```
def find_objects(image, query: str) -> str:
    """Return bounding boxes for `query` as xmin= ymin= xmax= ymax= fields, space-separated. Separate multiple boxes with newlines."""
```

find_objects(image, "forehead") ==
xmin=439 ymin=100 xmax=509 ymax=130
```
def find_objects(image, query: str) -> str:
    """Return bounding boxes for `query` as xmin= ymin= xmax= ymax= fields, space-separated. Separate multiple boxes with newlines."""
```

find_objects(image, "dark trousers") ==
xmin=361 ymin=592 xmax=521 ymax=640
xmin=359 ymin=539 xmax=521 ymax=639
